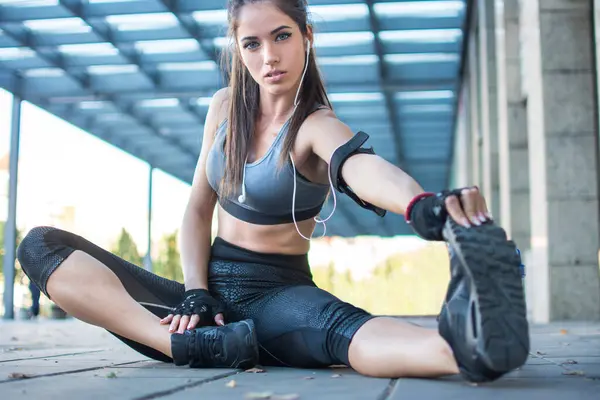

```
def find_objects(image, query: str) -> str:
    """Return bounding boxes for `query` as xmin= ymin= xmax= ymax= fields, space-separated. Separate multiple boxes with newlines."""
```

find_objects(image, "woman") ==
xmin=16 ymin=0 xmax=529 ymax=383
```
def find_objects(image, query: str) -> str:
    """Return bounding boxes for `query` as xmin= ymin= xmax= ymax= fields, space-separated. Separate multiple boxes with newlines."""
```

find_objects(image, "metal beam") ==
xmin=159 ymin=0 xmax=221 ymax=65
xmin=57 ymin=1 xmax=207 ymax=130
xmin=144 ymin=165 xmax=153 ymax=272
xmin=22 ymin=80 xmax=456 ymax=102
xmin=0 ymin=24 xmax=197 ymax=163
xmin=3 ymin=93 xmax=21 ymax=320
xmin=0 ymin=0 xmax=463 ymax=22
xmin=365 ymin=0 xmax=404 ymax=169
xmin=363 ymin=0 xmax=401 ymax=237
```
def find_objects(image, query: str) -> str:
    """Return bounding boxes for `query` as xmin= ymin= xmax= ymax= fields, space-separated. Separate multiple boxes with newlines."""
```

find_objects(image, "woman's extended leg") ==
xmin=234 ymin=283 xmax=458 ymax=378
xmin=17 ymin=226 xmax=186 ymax=361
xmin=348 ymin=317 xmax=458 ymax=378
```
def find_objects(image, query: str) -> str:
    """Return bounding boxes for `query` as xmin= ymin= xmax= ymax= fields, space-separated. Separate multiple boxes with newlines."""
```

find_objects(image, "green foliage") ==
xmin=311 ymin=242 xmax=451 ymax=316
xmin=153 ymin=230 xmax=183 ymax=282
xmin=110 ymin=228 xmax=143 ymax=266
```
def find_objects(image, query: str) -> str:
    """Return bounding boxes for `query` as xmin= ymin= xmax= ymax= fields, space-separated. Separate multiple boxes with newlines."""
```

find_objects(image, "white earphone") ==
xmin=238 ymin=36 xmax=338 ymax=240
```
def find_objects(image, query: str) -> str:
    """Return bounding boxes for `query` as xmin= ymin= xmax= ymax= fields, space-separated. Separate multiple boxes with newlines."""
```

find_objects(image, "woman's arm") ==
xmin=304 ymin=110 xmax=487 ymax=229
xmin=179 ymin=88 xmax=228 ymax=290
xmin=159 ymin=89 xmax=229 ymax=333
xmin=303 ymin=110 xmax=424 ymax=215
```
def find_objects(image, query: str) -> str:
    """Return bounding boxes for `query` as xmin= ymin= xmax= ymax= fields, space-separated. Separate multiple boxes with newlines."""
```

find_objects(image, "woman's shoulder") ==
xmin=211 ymin=87 xmax=230 ymax=125
xmin=304 ymin=104 xmax=336 ymax=124
xmin=301 ymin=105 xmax=342 ymax=134
xmin=201 ymin=87 xmax=230 ymax=142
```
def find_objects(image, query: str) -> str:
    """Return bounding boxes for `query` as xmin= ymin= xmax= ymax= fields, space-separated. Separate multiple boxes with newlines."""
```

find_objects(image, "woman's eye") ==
xmin=276 ymin=33 xmax=291 ymax=41
xmin=244 ymin=41 xmax=259 ymax=50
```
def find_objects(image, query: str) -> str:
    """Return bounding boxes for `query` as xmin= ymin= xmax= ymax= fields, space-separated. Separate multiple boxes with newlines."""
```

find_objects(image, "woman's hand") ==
xmin=442 ymin=187 xmax=492 ymax=228
xmin=159 ymin=289 xmax=225 ymax=334
xmin=406 ymin=186 xmax=493 ymax=241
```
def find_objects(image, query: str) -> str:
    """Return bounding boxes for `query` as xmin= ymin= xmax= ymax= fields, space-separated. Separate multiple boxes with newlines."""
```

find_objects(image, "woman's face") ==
xmin=235 ymin=2 xmax=308 ymax=97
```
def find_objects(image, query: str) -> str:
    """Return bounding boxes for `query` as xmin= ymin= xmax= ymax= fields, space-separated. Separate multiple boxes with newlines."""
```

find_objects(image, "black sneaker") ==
xmin=439 ymin=219 xmax=530 ymax=382
xmin=171 ymin=319 xmax=259 ymax=369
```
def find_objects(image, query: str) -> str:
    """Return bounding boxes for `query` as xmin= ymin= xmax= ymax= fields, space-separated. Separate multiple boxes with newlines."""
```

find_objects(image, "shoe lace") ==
xmin=192 ymin=329 xmax=225 ymax=365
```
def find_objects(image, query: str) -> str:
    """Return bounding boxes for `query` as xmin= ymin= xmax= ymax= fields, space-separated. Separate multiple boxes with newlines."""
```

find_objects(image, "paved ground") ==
xmin=0 ymin=317 xmax=598 ymax=399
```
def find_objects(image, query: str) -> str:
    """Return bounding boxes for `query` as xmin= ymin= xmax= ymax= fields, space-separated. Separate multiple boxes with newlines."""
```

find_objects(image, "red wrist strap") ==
xmin=405 ymin=192 xmax=435 ymax=223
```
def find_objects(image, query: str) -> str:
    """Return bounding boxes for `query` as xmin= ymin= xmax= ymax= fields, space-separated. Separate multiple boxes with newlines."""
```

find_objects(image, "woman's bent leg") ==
xmin=17 ymin=226 xmax=186 ymax=362
xmin=348 ymin=317 xmax=459 ymax=378
xmin=46 ymin=250 xmax=173 ymax=357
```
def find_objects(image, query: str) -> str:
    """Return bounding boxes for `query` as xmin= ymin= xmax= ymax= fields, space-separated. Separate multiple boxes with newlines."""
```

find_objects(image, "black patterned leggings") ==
xmin=17 ymin=227 xmax=374 ymax=368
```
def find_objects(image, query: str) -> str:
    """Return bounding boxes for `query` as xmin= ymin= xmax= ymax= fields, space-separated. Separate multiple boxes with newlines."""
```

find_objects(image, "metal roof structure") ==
xmin=0 ymin=0 xmax=469 ymax=237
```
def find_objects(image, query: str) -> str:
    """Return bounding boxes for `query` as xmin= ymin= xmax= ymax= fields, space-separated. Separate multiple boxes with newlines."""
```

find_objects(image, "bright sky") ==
xmin=0 ymin=88 xmax=191 ymax=254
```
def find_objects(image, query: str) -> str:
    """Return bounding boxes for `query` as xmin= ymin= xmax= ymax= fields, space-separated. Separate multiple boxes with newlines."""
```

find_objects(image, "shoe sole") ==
xmin=443 ymin=219 xmax=530 ymax=373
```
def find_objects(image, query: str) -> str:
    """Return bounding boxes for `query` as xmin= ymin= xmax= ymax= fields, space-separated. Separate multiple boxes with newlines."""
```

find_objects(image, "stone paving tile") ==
xmin=162 ymin=366 xmax=391 ymax=400
xmin=0 ymin=348 xmax=147 ymax=383
xmin=0 ymin=362 xmax=236 ymax=400
xmin=388 ymin=375 xmax=600 ymax=400
xmin=0 ymin=347 xmax=104 ymax=362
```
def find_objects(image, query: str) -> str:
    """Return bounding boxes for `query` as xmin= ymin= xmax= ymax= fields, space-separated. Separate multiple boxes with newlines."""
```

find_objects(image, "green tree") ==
xmin=111 ymin=228 xmax=143 ymax=266
xmin=153 ymin=230 xmax=183 ymax=282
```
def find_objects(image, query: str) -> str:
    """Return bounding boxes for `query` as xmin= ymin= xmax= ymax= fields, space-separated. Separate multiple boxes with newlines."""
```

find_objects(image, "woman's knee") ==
xmin=17 ymin=226 xmax=76 ymax=297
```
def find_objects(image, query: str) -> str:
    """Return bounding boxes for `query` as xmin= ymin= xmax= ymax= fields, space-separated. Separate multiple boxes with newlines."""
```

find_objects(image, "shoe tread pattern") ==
xmin=446 ymin=220 xmax=530 ymax=373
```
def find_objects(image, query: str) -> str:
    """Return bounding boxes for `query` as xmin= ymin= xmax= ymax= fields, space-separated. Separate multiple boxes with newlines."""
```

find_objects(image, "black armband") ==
xmin=329 ymin=131 xmax=386 ymax=217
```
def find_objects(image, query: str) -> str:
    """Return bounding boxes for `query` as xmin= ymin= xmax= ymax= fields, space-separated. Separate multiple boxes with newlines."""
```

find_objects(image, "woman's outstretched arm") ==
xmin=303 ymin=110 xmax=487 ymax=229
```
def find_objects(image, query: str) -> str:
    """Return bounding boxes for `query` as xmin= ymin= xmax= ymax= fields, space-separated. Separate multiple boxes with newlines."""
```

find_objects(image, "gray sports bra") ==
xmin=206 ymin=110 xmax=330 ymax=225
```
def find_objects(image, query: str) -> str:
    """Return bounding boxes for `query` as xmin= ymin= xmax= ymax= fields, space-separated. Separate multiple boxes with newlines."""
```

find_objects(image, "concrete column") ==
xmin=450 ymin=77 xmax=472 ymax=188
xmin=495 ymin=0 xmax=530 ymax=251
xmin=477 ymin=0 xmax=501 ymax=221
xmin=468 ymin=16 xmax=482 ymax=189
xmin=520 ymin=0 xmax=600 ymax=322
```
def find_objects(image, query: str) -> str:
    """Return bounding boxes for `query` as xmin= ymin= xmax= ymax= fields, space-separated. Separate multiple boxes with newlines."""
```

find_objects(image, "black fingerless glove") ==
xmin=172 ymin=289 xmax=226 ymax=326
xmin=405 ymin=189 xmax=466 ymax=241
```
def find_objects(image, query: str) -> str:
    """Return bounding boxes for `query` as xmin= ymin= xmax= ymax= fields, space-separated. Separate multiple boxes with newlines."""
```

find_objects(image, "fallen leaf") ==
xmin=331 ymin=374 xmax=342 ymax=378
xmin=226 ymin=380 xmax=237 ymax=388
xmin=245 ymin=367 xmax=266 ymax=373
xmin=10 ymin=337 xmax=18 ymax=341
xmin=106 ymin=372 xmax=117 ymax=378
xmin=302 ymin=376 xmax=314 ymax=380
xmin=536 ymin=351 xmax=546 ymax=356
xmin=560 ymin=329 xmax=568 ymax=335
xmin=245 ymin=392 xmax=273 ymax=399
xmin=562 ymin=370 xmax=585 ymax=376
xmin=8 ymin=373 xmax=33 ymax=380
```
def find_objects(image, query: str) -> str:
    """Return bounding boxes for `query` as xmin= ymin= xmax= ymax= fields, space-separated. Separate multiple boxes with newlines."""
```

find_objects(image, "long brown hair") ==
xmin=219 ymin=0 xmax=332 ymax=198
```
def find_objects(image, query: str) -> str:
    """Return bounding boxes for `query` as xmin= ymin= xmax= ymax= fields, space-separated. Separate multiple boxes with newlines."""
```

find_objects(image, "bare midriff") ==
xmin=216 ymin=206 xmax=317 ymax=255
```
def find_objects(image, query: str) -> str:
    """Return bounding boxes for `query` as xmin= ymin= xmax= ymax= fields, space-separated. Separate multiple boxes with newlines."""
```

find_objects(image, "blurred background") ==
xmin=1 ymin=0 xmax=599 ymax=323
